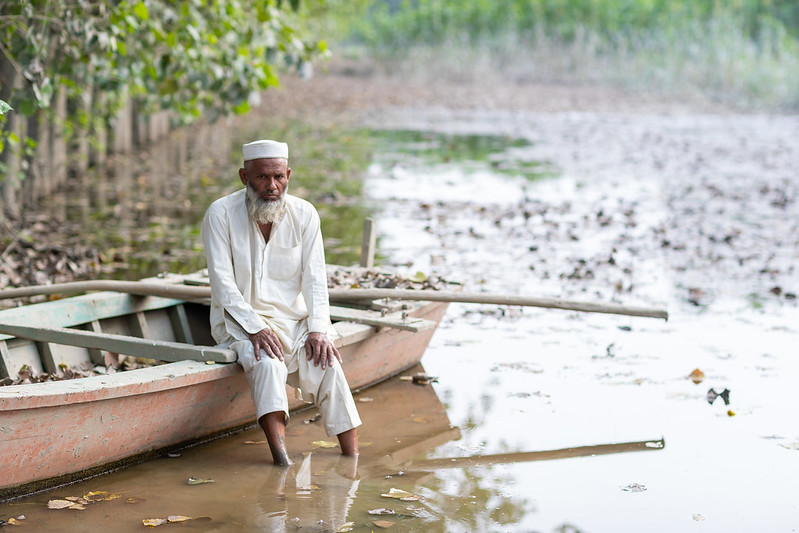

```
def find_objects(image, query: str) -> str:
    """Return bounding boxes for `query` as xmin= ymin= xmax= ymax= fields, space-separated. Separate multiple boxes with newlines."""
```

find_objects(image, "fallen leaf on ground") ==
xmin=373 ymin=520 xmax=395 ymax=529
xmin=187 ymin=477 xmax=215 ymax=485
xmin=311 ymin=440 xmax=339 ymax=449
xmin=381 ymin=488 xmax=421 ymax=501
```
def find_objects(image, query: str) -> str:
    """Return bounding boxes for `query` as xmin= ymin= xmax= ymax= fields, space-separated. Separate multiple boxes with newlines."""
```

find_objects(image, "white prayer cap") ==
xmin=242 ymin=139 xmax=288 ymax=161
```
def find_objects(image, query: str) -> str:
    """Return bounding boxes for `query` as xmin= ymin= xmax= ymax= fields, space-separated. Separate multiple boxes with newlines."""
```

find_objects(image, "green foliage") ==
xmin=332 ymin=0 xmax=799 ymax=109
xmin=0 ymin=0 xmax=328 ymax=132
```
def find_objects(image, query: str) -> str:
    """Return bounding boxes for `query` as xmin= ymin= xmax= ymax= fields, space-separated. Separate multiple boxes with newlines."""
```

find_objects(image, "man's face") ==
xmin=239 ymin=158 xmax=291 ymax=202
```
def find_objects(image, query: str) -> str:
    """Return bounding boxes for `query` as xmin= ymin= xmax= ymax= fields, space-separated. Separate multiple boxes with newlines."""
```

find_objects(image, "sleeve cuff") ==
xmin=307 ymin=317 xmax=329 ymax=334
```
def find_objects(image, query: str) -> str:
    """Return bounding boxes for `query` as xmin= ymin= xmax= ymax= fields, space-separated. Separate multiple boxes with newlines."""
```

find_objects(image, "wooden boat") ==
xmin=0 ymin=273 xmax=454 ymax=500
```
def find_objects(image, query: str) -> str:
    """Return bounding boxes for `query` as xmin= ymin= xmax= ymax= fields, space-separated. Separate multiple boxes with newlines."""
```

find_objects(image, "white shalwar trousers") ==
xmin=229 ymin=320 xmax=361 ymax=437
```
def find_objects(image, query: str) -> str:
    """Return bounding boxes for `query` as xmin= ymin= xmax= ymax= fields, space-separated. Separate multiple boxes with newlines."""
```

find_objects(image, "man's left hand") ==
xmin=305 ymin=332 xmax=342 ymax=370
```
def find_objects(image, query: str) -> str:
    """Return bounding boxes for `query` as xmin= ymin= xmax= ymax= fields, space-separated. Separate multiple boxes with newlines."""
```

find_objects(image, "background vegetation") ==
xmin=329 ymin=0 xmax=799 ymax=110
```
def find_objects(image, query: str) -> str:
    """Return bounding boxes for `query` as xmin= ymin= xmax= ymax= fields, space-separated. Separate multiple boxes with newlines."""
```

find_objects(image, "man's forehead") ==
xmin=246 ymin=158 xmax=289 ymax=173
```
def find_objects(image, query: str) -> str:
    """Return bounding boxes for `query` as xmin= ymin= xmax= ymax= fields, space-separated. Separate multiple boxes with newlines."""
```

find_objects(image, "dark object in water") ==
xmin=707 ymin=388 xmax=731 ymax=405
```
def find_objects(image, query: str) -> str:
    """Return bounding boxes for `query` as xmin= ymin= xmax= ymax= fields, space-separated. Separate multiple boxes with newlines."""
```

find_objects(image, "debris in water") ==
xmin=372 ymin=520 xmax=396 ymax=528
xmin=311 ymin=440 xmax=339 ymax=449
xmin=707 ymin=388 xmax=730 ymax=405
xmin=381 ymin=488 xmax=421 ymax=501
xmin=186 ymin=477 xmax=215 ymax=485
xmin=621 ymin=483 xmax=647 ymax=492
xmin=368 ymin=508 xmax=397 ymax=516
xmin=688 ymin=368 xmax=705 ymax=384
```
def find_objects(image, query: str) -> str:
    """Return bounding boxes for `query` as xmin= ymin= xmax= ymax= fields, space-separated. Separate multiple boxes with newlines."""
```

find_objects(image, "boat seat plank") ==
xmin=85 ymin=320 xmax=106 ymax=364
xmin=330 ymin=305 xmax=437 ymax=333
xmin=0 ymin=293 xmax=188 ymax=341
xmin=332 ymin=321 xmax=375 ymax=349
xmin=0 ymin=322 xmax=236 ymax=364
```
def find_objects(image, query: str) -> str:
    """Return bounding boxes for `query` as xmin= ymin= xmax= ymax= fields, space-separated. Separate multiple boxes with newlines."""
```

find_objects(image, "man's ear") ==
xmin=286 ymin=167 xmax=291 ymax=181
xmin=239 ymin=167 xmax=247 ymax=186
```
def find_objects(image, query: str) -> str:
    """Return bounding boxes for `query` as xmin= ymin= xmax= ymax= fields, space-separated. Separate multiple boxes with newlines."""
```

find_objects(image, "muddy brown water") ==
xmin=2 ymin=77 xmax=799 ymax=531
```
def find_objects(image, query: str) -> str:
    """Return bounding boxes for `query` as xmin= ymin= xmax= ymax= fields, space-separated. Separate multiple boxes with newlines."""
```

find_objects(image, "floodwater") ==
xmin=3 ymin=101 xmax=799 ymax=531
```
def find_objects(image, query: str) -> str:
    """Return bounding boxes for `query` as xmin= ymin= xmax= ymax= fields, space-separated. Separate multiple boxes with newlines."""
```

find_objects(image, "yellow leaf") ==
xmin=381 ymin=488 xmax=421 ymax=501
xmin=142 ymin=518 xmax=167 ymax=527
xmin=311 ymin=440 xmax=339 ymax=449
xmin=373 ymin=520 xmax=395 ymax=528
xmin=688 ymin=368 xmax=704 ymax=384
xmin=48 ymin=500 xmax=74 ymax=509
xmin=7 ymin=517 xmax=22 ymax=525
xmin=412 ymin=417 xmax=427 ymax=423
xmin=84 ymin=490 xmax=120 ymax=501
xmin=69 ymin=504 xmax=86 ymax=510
xmin=727 ymin=410 xmax=735 ymax=417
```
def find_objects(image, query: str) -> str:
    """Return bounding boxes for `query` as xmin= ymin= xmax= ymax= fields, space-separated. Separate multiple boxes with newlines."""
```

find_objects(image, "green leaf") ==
xmin=232 ymin=100 xmax=250 ymax=114
xmin=133 ymin=2 xmax=149 ymax=21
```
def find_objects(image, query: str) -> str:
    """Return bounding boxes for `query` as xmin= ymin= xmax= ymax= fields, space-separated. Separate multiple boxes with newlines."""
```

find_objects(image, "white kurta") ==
xmin=201 ymin=189 xmax=361 ymax=435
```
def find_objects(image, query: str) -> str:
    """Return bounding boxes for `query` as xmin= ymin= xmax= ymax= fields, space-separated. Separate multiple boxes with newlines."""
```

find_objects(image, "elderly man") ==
xmin=201 ymin=139 xmax=361 ymax=465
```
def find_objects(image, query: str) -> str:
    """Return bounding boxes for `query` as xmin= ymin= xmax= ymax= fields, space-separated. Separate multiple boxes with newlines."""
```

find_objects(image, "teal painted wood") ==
xmin=0 ymin=322 xmax=236 ymax=363
xmin=0 ymin=293 xmax=186 ymax=342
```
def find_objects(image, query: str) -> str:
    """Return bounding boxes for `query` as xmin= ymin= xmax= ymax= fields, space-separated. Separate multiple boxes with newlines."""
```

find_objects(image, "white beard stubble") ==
xmin=245 ymin=183 xmax=287 ymax=224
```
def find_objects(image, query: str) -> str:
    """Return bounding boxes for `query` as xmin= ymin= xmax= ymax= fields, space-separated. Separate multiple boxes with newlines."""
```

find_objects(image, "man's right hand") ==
xmin=248 ymin=328 xmax=284 ymax=361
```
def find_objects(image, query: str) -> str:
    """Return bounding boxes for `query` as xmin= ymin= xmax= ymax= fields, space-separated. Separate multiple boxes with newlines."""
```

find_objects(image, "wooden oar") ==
xmin=0 ymin=321 xmax=237 ymax=363
xmin=405 ymin=438 xmax=666 ymax=471
xmin=329 ymin=288 xmax=668 ymax=320
xmin=0 ymin=281 xmax=668 ymax=320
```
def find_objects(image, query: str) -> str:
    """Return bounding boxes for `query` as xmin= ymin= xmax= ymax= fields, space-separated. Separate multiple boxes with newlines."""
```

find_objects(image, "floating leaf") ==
xmin=621 ymin=483 xmax=647 ymax=492
xmin=84 ymin=490 xmax=121 ymax=501
xmin=688 ymin=368 xmax=704 ymax=384
xmin=368 ymin=508 xmax=396 ymax=516
xmin=167 ymin=515 xmax=191 ymax=523
xmin=381 ymin=488 xmax=421 ymax=501
xmin=142 ymin=518 xmax=168 ymax=527
xmin=373 ymin=520 xmax=395 ymax=529
xmin=7 ymin=517 xmax=23 ymax=525
xmin=187 ymin=477 xmax=215 ymax=485
xmin=335 ymin=522 xmax=355 ymax=533
xmin=48 ymin=499 xmax=74 ymax=509
xmin=311 ymin=440 xmax=338 ymax=449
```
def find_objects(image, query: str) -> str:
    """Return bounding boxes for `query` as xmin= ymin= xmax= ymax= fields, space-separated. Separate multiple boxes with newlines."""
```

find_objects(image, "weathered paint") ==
xmin=0 ymin=300 xmax=449 ymax=498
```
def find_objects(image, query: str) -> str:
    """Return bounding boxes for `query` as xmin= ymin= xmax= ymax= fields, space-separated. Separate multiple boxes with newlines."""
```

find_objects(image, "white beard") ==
xmin=245 ymin=183 xmax=287 ymax=224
